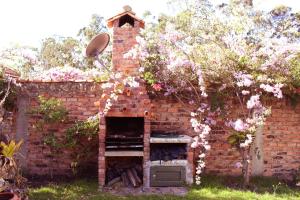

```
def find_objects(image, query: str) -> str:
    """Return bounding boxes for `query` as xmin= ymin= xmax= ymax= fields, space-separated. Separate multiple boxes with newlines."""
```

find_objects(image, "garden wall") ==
xmin=6 ymin=81 xmax=300 ymax=180
xmin=263 ymin=101 xmax=300 ymax=179
xmin=16 ymin=81 xmax=103 ymax=177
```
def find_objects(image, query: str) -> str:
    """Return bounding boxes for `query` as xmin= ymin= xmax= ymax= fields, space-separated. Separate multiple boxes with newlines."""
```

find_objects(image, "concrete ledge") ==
xmin=150 ymin=135 xmax=192 ymax=143
xmin=105 ymin=151 xmax=144 ymax=157
xmin=150 ymin=160 xmax=188 ymax=166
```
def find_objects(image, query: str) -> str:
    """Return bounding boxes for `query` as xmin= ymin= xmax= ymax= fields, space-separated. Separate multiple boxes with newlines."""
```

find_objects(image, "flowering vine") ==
xmin=99 ymin=71 xmax=140 ymax=116
xmin=124 ymin=0 xmax=300 ymax=187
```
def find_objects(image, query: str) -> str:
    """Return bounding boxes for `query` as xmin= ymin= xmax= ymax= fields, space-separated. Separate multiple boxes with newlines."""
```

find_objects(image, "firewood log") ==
xmin=107 ymin=177 xmax=121 ymax=186
xmin=130 ymin=168 xmax=142 ymax=184
xmin=121 ymin=172 xmax=130 ymax=187
xmin=126 ymin=169 xmax=137 ymax=187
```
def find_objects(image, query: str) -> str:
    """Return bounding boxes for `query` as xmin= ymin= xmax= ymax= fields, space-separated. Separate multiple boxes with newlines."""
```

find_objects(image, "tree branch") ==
xmin=0 ymin=79 xmax=12 ymax=107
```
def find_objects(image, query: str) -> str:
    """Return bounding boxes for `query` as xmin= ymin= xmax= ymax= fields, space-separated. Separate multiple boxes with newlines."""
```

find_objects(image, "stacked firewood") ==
xmin=107 ymin=165 xmax=143 ymax=187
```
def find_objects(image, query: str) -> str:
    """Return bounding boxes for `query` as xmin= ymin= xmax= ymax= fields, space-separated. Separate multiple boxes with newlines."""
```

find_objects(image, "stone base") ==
xmin=103 ymin=186 xmax=188 ymax=196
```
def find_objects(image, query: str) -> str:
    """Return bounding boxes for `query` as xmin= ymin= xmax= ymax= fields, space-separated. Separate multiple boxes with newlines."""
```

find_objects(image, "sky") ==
xmin=0 ymin=0 xmax=299 ymax=50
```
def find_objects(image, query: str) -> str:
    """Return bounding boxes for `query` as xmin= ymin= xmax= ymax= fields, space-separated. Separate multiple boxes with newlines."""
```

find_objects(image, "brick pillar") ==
xmin=143 ymin=117 xmax=151 ymax=188
xmin=98 ymin=116 xmax=106 ymax=188
xmin=187 ymin=146 xmax=194 ymax=185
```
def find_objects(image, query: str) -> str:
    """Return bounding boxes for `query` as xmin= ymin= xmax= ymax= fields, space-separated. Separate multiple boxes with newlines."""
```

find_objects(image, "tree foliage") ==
xmin=39 ymin=14 xmax=111 ymax=70
xmin=40 ymin=37 xmax=80 ymax=69
xmin=0 ymin=14 xmax=111 ymax=78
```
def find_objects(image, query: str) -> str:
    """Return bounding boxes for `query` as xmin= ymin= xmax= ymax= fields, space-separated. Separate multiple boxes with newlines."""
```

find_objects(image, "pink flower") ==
xmin=124 ymin=48 xmax=138 ymax=59
xmin=260 ymin=83 xmax=273 ymax=92
xmin=167 ymin=57 xmax=194 ymax=70
xmin=205 ymin=117 xmax=217 ymax=125
xmin=189 ymin=100 xmax=195 ymax=105
xmin=191 ymin=136 xmax=199 ymax=148
xmin=260 ymin=83 xmax=283 ymax=98
xmin=191 ymin=141 xmax=199 ymax=148
xmin=190 ymin=112 xmax=197 ymax=117
xmin=235 ymin=162 xmax=243 ymax=168
xmin=247 ymin=95 xmax=261 ymax=109
xmin=232 ymin=119 xmax=249 ymax=132
xmin=204 ymin=144 xmax=211 ymax=150
xmin=219 ymin=84 xmax=227 ymax=91
xmin=152 ymin=83 xmax=162 ymax=91
xmin=234 ymin=72 xmax=253 ymax=87
xmin=242 ymin=90 xmax=250 ymax=95
xmin=199 ymin=153 xmax=206 ymax=158
xmin=273 ymin=83 xmax=283 ymax=98
xmin=21 ymin=48 xmax=37 ymax=63
xmin=240 ymin=134 xmax=253 ymax=148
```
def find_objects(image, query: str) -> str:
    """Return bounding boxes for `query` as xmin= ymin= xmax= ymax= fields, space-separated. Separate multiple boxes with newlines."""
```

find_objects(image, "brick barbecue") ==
xmin=98 ymin=6 xmax=193 ymax=188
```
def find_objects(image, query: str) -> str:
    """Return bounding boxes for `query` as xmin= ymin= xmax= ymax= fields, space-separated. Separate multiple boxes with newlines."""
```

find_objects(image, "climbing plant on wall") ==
xmin=31 ymin=95 xmax=101 ymax=176
xmin=30 ymin=95 xmax=68 ymax=177
xmin=65 ymin=116 xmax=99 ymax=175
xmin=124 ymin=0 xmax=300 ymax=187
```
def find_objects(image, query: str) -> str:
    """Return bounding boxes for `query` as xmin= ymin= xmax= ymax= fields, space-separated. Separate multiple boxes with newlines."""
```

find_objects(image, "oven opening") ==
xmin=150 ymin=143 xmax=187 ymax=161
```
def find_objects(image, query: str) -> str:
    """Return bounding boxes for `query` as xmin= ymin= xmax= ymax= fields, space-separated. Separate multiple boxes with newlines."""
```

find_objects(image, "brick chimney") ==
xmin=107 ymin=5 xmax=145 ymax=76
xmin=98 ymin=7 xmax=150 ymax=189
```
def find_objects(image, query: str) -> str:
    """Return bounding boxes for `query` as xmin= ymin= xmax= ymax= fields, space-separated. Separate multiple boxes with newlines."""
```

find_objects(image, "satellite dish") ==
xmin=86 ymin=33 xmax=110 ymax=70
xmin=86 ymin=33 xmax=110 ymax=57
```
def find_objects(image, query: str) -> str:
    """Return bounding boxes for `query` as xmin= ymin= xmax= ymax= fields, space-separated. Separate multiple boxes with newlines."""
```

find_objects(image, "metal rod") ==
xmin=95 ymin=57 xmax=110 ymax=72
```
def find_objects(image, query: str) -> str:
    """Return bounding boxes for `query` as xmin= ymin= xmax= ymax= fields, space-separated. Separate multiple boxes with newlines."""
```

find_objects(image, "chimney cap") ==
xmin=123 ymin=5 xmax=132 ymax=12
xmin=107 ymin=5 xmax=145 ymax=28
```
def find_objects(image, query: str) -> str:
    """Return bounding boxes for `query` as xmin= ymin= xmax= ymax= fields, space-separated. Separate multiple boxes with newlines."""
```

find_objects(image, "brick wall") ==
xmin=263 ymin=101 xmax=300 ymax=179
xmin=18 ymin=81 xmax=103 ymax=176
xmin=6 ymin=81 xmax=299 ymax=180
xmin=7 ymin=5 xmax=300 ymax=181
xmin=150 ymin=99 xmax=193 ymax=133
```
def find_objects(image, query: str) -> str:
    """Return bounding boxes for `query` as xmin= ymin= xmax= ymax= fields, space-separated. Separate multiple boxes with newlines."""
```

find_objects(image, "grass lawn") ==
xmin=29 ymin=176 xmax=300 ymax=200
